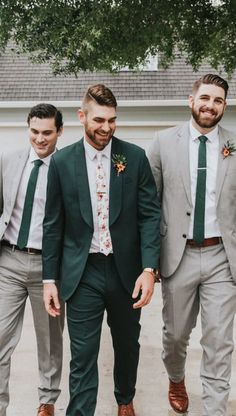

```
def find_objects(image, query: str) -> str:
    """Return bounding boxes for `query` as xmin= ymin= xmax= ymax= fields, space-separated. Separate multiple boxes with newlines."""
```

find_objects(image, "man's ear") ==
xmin=188 ymin=94 xmax=194 ymax=110
xmin=78 ymin=109 xmax=85 ymax=125
xmin=57 ymin=126 xmax=63 ymax=137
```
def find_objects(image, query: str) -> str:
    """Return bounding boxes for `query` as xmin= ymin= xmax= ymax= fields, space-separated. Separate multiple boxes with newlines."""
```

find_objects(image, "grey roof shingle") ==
xmin=0 ymin=47 xmax=236 ymax=101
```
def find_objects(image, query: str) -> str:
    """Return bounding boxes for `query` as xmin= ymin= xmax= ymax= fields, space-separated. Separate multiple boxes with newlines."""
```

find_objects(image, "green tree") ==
xmin=0 ymin=0 xmax=235 ymax=75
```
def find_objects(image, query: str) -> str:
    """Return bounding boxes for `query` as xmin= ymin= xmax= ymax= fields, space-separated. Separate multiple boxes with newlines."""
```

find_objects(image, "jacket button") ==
xmin=5 ymin=222 xmax=8 ymax=226
xmin=182 ymin=234 xmax=187 ymax=238
xmin=186 ymin=212 xmax=191 ymax=216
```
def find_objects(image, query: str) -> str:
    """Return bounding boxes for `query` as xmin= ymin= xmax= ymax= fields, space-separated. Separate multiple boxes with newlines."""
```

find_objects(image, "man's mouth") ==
xmin=200 ymin=108 xmax=216 ymax=116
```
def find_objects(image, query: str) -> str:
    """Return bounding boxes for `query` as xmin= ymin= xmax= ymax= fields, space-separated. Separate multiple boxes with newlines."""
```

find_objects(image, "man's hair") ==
xmin=81 ymin=84 xmax=117 ymax=112
xmin=192 ymin=74 xmax=229 ymax=98
xmin=27 ymin=103 xmax=63 ymax=131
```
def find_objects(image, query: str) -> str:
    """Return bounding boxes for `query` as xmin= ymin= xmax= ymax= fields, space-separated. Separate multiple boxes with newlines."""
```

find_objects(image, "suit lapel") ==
xmin=75 ymin=139 xmax=93 ymax=229
xmin=177 ymin=124 xmax=192 ymax=206
xmin=10 ymin=149 xmax=29 ymax=208
xmin=109 ymin=137 xmax=123 ymax=226
xmin=215 ymin=126 xmax=230 ymax=206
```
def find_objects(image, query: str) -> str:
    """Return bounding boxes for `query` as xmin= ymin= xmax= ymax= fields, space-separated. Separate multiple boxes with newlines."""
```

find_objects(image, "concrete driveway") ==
xmin=7 ymin=283 xmax=236 ymax=416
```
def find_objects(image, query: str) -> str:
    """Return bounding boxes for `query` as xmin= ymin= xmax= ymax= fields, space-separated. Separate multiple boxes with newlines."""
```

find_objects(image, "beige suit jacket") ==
xmin=0 ymin=148 xmax=29 ymax=241
xmin=147 ymin=122 xmax=236 ymax=282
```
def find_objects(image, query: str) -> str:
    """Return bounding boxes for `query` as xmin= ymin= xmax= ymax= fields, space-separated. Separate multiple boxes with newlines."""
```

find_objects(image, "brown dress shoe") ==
xmin=168 ymin=379 xmax=189 ymax=414
xmin=118 ymin=401 xmax=135 ymax=416
xmin=37 ymin=404 xmax=54 ymax=416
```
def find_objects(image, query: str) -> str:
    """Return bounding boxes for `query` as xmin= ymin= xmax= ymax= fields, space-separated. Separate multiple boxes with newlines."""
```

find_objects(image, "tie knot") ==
xmin=198 ymin=135 xmax=208 ymax=144
xmin=34 ymin=159 xmax=43 ymax=167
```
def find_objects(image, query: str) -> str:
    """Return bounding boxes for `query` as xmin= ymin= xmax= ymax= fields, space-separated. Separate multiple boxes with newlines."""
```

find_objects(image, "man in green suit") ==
xmin=42 ymin=84 xmax=160 ymax=416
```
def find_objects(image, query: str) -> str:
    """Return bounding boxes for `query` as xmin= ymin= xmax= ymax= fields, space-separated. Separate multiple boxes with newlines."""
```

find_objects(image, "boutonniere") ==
xmin=112 ymin=153 xmax=127 ymax=176
xmin=221 ymin=140 xmax=236 ymax=159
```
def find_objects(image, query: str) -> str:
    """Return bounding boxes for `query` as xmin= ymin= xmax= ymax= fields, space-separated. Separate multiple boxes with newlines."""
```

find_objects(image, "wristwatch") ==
xmin=143 ymin=267 xmax=159 ymax=283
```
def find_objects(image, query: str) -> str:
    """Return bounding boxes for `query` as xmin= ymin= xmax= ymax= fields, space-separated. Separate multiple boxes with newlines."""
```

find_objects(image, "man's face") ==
xmin=189 ymin=84 xmax=227 ymax=132
xmin=29 ymin=117 xmax=63 ymax=158
xmin=78 ymin=101 xmax=117 ymax=150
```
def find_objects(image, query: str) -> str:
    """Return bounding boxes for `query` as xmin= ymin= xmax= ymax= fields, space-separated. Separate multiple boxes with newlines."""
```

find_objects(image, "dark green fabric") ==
xmin=42 ymin=137 xmax=161 ymax=300
xmin=193 ymin=136 xmax=208 ymax=244
xmin=66 ymin=254 xmax=140 ymax=415
xmin=17 ymin=159 xmax=43 ymax=248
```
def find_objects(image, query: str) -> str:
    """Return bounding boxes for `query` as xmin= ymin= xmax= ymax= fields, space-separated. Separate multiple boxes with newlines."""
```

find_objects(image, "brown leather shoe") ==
xmin=168 ymin=379 xmax=189 ymax=413
xmin=37 ymin=404 xmax=54 ymax=416
xmin=118 ymin=401 xmax=135 ymax=416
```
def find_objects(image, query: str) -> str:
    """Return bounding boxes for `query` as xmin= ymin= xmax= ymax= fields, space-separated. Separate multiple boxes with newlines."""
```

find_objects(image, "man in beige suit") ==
xmin=148 ymin=74 xmax=236 ymax=416
xmin=0 ymin=104 xmax=64 ymax=416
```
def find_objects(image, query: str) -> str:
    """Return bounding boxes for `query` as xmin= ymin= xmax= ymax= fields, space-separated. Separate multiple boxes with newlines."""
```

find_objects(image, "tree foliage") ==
xmin=0 ymin=0 xmax=235 ymax=75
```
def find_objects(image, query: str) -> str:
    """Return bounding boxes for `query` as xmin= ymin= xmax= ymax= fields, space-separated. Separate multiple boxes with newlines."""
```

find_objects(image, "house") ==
xmin=0 ymin=47 xmax=235 ymax=151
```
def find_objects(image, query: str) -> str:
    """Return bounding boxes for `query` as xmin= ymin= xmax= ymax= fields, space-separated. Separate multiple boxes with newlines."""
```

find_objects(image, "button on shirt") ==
xmin=188 ymin=122 xmax=221 ymax=238
xmin=83 ymin=138 xmax=112 ymax=253
xmin=4 ymin=148 xmax=55 ymax=249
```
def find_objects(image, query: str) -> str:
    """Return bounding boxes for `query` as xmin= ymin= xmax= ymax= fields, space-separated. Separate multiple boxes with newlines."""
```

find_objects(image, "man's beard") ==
xmin=85 ymin=128 xmax=113 ymax=150
xmin=192 ymin=105 xmax=224 ymax=129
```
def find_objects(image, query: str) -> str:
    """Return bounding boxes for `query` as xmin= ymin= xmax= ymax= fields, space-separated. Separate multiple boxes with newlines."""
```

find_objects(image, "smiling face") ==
xmin=78 ymin=101 xmax=117 ymax=151
xmin=29 ymin=117 xmax=63 ymax=158
xmin=189 ymin=83 xmax=227 ymax=134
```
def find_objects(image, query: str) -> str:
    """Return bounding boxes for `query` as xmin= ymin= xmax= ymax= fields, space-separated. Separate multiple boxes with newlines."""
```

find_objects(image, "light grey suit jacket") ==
xmin=147 ymin=122 xmax=236 ymax=282
xmin=0 ymin=148 xmax=30 ymax=241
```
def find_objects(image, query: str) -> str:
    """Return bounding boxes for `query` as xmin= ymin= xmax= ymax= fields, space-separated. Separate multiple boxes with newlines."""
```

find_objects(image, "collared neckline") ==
xmin=29 ymin=147 xmax=56 ymax=166
xmin=83 ymin=137 xmax=112 ymax=161
xmin=189 ymin=120 xmax=219 ymax=144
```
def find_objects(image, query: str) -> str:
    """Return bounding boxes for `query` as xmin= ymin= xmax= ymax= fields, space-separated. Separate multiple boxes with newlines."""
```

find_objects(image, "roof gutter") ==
xmin=0 ymin=99 xmax=236 ymax=108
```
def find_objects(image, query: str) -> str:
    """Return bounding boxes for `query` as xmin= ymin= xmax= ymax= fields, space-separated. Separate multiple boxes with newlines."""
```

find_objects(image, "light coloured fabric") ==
xmin=147 ymin=122 xmax=236 ymax=416
xmin=0 ymin=147 xmax=64 ymax=415
xmin=83 ymin=138 xmax=111 ymax=253
xmin=95 ymin=153 xmax=112 ymax=255
xmin=188 ymin=122 xmax=221 ymax=238
xmin=161 ymin=244 xmax=236 ymax=416
xmin=3 ymin=148 xmax=55 ymax=249
xmin=0 ymin=247 xmax=64 ymax=416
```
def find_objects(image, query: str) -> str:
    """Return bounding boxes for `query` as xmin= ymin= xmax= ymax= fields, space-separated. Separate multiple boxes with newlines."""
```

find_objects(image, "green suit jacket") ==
xmin=42 ymin=137 xmax=161 ymax=301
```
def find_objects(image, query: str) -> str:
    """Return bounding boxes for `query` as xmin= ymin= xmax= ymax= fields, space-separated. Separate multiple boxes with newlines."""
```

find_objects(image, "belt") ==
xmin=186 ymin=237 xmax=222 ymax=248
xmin=1 ymin=240 xmax=42 ymax=255
xmin=89 ymin=253 xmax=113 ymax=258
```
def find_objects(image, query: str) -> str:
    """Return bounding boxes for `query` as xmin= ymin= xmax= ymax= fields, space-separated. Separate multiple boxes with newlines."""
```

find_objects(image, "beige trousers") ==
xmin=162 ymin=243 xmax=236 ymax=416
xmin=0 ymin=246 xmax=64 ymax=416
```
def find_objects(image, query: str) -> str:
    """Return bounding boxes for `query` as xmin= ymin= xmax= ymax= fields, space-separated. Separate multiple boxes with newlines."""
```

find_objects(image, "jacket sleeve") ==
xmin=138 ymin=151 xmax=161 ymax=269
xmin=42 ymin=156 xmax=65 ymax=280
xmin=146 ymin=134 xmax=163 ymax=202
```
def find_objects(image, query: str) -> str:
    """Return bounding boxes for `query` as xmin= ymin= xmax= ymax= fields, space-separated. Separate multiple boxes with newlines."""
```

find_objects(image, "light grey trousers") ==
xmin=162 ymin=243 xmax=236 ymax=416
xmin=0 ymin=246 xmax=64 ymax=416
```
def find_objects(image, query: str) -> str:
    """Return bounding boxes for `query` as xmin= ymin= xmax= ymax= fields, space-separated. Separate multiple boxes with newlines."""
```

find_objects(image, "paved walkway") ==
xmin=7 ymin=284 xmax=236 ymax=416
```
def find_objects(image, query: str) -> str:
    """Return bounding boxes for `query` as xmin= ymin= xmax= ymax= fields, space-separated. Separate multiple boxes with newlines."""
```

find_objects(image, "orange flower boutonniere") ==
xmin=221 ymin=140 xmax=236 ymax=159
xmin=112 ymin=154 xmax=127 ymax=176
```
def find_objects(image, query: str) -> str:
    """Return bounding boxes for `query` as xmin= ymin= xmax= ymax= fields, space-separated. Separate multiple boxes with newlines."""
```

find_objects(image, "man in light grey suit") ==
xmin=147 ymin=74 xmax=236 ymax=416
xmin=0 ymin=104 xmax=64 ymax=416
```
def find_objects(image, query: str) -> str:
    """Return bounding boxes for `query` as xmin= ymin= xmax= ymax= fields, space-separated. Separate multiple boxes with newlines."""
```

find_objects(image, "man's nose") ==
xmin=36 ymin=134 xmax=45 ymax=142
xmin=206 ymin=99 xmax=215 ymax=109
xmin=101 ymin=121 xmax=110 ymax=132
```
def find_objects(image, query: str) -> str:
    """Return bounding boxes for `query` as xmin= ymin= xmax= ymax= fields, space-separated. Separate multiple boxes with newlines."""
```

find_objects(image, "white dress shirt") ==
xmin=83 ymin=138 xmax=113 ymax=253
xmin=188 ymin=121 xmax=221 ymax=238
xmin=4 ymin=147 xmax=55 ymax=249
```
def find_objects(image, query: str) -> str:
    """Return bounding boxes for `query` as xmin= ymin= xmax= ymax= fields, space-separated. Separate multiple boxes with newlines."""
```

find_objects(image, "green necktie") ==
xmin=17 ymin=159 xmax=43 ymax=249
xmin=193 ymin=135 xmax=208 ymax=244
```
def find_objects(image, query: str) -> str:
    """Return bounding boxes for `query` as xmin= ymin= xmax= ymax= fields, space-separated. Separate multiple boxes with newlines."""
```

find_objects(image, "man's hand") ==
xmin=43 ymin=282 xmax=61 ymax=317
xmin=132 ymin=271 xmax=155 ymax=309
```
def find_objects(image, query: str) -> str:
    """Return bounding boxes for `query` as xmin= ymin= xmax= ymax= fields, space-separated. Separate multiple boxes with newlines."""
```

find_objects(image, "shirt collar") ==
xmin=84 ymin=137 xmax=112 ymax=161
xmin=29 ymin=147 xmax=56 ymax=167
xmin=189 ymin=120 xmax=219 ymax=144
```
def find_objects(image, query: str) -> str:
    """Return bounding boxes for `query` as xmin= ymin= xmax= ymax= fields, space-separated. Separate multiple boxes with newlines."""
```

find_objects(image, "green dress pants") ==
xmin=66 ymin=253 xmax=141 ymax=416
